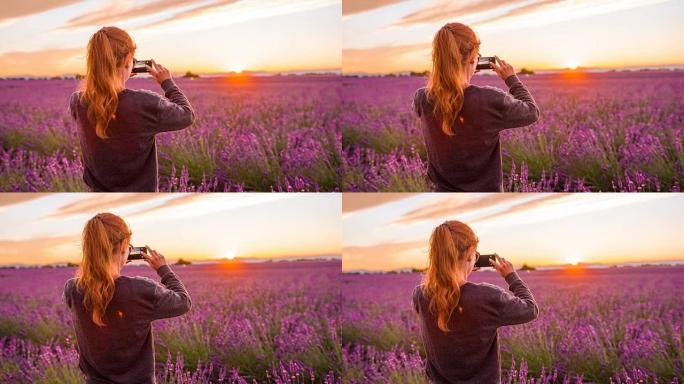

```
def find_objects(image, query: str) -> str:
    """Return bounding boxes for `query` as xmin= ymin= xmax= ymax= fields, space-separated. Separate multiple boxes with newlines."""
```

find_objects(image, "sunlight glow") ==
xmin=567 ymin=257 xmax=580 ymax=266
xmin=222 ymin=249 xmax=238 ymax=260
xmin=230 ymin=64 xmax=245 ymax=73
xmin=566 ymin=60 xmax=579 ymax=70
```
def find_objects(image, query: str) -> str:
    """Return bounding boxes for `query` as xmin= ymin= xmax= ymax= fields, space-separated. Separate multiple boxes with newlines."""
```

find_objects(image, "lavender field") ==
xmin=0 ymin=76 xmax=340 ymax=192
xmin=341 ymin=267 xmax=684 ymax=383
xmin=0 ymin=260 xmax=341 ymax=383
xmin=341 ymin=71 xmax=684 ymax=192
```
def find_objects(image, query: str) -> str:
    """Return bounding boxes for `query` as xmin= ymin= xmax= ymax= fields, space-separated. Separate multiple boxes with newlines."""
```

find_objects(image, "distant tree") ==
xmin=176 ymin=258 xmax=192 ymax=266
xmin=410 ymin=70 xmax=430 ymax=77
xmin=520 ymin=263 xmax=536 ymax=271
xmin=183 ymin=71 xmax=200 ymax=79
xmin=67 ymin=262 xmax=79 ymax=268
xmin=75 ymin=74 xmax=85 ymax=80
xmin=518 ymin=68 xmax=535 ymax=75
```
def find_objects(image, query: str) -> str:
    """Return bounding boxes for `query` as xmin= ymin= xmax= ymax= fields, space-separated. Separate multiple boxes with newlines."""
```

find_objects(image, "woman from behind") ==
xmin=413 ymin=23 xmax=540 ymax=192
xmin=69 ymin=26 xmax=195 ymax=192
xmin=64 ymin=212 xmax=192 ymax=383
xmin=412 ymin=220 xmax=539 ymax=383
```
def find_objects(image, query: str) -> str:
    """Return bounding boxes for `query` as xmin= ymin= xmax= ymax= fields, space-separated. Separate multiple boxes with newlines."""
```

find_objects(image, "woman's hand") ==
xmin=146 ymin=60 xmax=171 ymax=85
xmin=492 ymin=56 xmax=515 ymax=81
xmin=142 ymin=246 xmax=167 ymax=271
xmin=491 ymin=254 xmax=515 ymax=278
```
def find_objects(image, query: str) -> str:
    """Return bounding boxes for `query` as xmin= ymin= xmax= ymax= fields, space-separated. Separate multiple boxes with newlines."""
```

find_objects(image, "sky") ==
xmin=0 ymin=193 xmax=341 ymax=266
xmin=342 ymin=0 xmax=684 ymax=74
xmin=342 ymin=193 xmax=684 ymax=272
xmin=0 ymin=0 xmax=341 ymax=77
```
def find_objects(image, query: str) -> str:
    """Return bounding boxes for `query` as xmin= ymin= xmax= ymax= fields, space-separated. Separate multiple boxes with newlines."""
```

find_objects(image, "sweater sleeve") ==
xmin=412 ymin=89 xmax=424 ymax=118
xmin=150 ymin=265 xmax=192 ymax=319
xmin=153 ymin=79 xmax=196 ymax=133
xmin=496 ymin=271 xmax=539 ymax=326
xmin=501 ymin=75 xmax=540 ymax=129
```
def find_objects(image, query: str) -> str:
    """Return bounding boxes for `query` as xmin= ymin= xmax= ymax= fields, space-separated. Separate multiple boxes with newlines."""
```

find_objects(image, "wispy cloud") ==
xmin=343 ymin=239 xmax=425 ymax=271
xmin=343 ymin=42 xmax=429 ymax=73
xmin=0 ymin=48 xmax=84 ymax=77
xmin=0 ymin=193 xmax=48 ymax=210
xmin=0 ymin=0 xmax=82 ymax=25
xmin=394 ymin=0 xmax=526 ymax=27
xmin=0 ymin=234 xmax=80 ymax=265
xmin=343 ymin=0 xmax=407 ymax=16
xmin=59 ymin=0 xmax=207 ymax=30
xmin=46 ymin=194 xmax=164 ymax=219
xmin=57 ymin=0 xmax=338 ymax=32
xmin=342 ymin=193 xmax=415 ymax=215
xmin=393 ymin=194 xmax=529 ymax=225
xmin=392 ymin=0 xmax=669 ymax=29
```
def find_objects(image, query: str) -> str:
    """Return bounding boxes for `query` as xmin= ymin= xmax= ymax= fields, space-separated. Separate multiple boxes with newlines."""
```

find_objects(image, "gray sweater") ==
xmin=413 ymin=75 xmax=540 ymax=192
xmin=69 ymin=79 xmax=195 ymax=192
xmin=64 ymin=265 xmax=192 ymax=384
xmin=412 ymin=272 xmax=539 ymax=384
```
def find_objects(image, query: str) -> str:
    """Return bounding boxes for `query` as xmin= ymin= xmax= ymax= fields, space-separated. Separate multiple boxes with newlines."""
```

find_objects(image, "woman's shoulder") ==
xmin=467 ymin=84 xmax=507 ymax=99
xmin=122 ymin=88 xmax=164 ymax=103
xmin=465 ymin=281 xmax=507 ymax=297
xmin=117 ymin=275 xmax=159 ymax=288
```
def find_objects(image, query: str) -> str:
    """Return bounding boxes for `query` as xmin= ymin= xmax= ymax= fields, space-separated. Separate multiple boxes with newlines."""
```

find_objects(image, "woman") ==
xmin=412 ymin=221 xmax=538 ymax=383
xmin=69 ymin=26 xmax=196 ymax=192
xmin=413 ymin=23 xmax=540 ymax=192
xmin=64 ymin=213 xmax=192 ymax=383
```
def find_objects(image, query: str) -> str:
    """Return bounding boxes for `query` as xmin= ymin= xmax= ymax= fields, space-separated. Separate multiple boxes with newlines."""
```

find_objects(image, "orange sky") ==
xmin=342 ymin=0 xmax=684 ymax=74
xmin=0 ymin=0 xmax=341 ymax=77
xmin=342 ymin=193 xmax=684 ymax=271
xmin=0 ymin=193 xmax=341 ymax=266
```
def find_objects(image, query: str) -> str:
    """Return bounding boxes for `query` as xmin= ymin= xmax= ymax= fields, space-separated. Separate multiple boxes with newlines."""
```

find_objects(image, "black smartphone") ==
xmin=132 ymin=59 xmax=152 ymax=74
xmin=127 ymin=245 xmax=148 ymax=261
xmin=476 ymin=56 xmax=495 ymax=71
xmin=475 ymin=252 xmax=498 ymax=268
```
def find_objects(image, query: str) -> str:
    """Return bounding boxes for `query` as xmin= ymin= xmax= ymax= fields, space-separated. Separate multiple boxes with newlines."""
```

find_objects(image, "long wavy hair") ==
xmin=80 ymin=26 xmax=136 ymax=139
xmin=426 ymin=23 xmax=480 ymax=136
xmin=421 ymin=220 xmax=479 ymax=332
xmin=75 ymin=212 xmax=131 ymax=327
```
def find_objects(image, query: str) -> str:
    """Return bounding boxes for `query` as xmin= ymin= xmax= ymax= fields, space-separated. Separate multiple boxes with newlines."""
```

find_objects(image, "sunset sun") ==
xmin=230 ymin=64 xmax=245 ymax=73
xmin=222 ymin=249 xmax=238 ymax=260
xmin=566 ymin=60 xmax=579 ymax=70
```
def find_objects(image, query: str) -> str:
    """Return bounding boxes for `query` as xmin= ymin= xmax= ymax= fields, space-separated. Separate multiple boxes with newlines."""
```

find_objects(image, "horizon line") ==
xmin=341 ymin=64 xmax=684 ymax=76
xmin=0 ymin=254 xmax=343 ymax=269
xmin=343 ymin=259 xmax=684 ymax=274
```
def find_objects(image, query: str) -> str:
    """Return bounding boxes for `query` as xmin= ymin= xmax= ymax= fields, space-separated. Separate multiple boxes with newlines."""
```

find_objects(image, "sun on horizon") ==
xmin=222 ymin=249 xmax=238 ymax=260
xmin=565 ymin=60 xmax=580 ymax=70
xmin=230 ymin=64 xmax=246 ymax=74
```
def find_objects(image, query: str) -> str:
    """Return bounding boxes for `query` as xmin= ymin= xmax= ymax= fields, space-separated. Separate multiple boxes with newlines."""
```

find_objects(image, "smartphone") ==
xmin=476 ymin=56 xmax=495 ymax=71
xmin=132 ymin=59 xmax=152 ymax=74
xmin=127 ymin=245 xmax=148 ymax=261
xmin=475 ymin=252 xmax=498 ymax=268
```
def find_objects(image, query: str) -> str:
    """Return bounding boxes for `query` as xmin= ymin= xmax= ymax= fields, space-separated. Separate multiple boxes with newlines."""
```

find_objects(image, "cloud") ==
xmin=471 ymin=0 xmax=565 ymax=27
xmin=60 ymin=0 xmax=207 ymax=30
xmin=0 ymin=194 xmax=48 ymax=209
xmin=46 ymin=194 xmax=164 ymax=219
xmin=343 ymin=240 xmax=425 ymax=271
xmin=393 ymin=0 xmax=668 ymax=29
xmin=394 ymin=0 xmax=527 ymax=27
xmin=343 ymin=0 xmax=407 ymax=16
xmin=127 ymin=194 xmax=208 ymax=217
xmin=468 ymin=194 xmax=571 ymax=223
xmin=0 ymin=48 xmax=84 ymax=77
xmin=343 ymin=42 xmax=430 ymax=73
xmin=134 ymin=0 xmax=241 ymax=30
xmin=0 ymin=234 xmax=81 ymax=265
xmin=342 ymin=193 xmax=416 ymax=214
xmin=0 ymin=0 xmax=82 ymax=25
xmin=393 ymin=194 xmax=529 ymax=225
